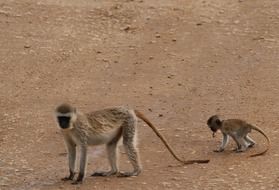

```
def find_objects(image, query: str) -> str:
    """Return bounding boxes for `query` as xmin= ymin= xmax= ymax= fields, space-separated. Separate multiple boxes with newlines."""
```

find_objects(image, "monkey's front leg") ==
xmin=214 ymin=133 xmax=229 ymax=152
xmin=72 ymin=146 xmax=88 ymax=185
xmin=62 ymin=171 xmax=75 ymax=181
xmin=62 ymin=141 xmax=76 ymax=181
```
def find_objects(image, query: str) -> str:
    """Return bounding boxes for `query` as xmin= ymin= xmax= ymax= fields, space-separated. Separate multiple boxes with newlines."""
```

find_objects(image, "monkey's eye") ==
xmin=58 ymin=116 xmax=71 ymax=129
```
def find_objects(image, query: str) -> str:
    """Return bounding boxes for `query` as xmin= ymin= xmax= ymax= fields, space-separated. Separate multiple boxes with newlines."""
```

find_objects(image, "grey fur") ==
xmin=56 ymin=105 xmax=142 ymax=184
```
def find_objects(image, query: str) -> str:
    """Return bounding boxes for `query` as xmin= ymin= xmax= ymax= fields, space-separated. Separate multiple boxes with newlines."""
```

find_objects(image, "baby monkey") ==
xmin=55 ymin=103 xmax=209 ymax=184
xmin=207 ymin=115 xmax=270 ymax=157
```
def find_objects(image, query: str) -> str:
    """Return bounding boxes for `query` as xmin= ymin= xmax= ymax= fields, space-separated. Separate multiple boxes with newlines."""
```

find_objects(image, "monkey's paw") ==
xmin=248 ymin=143 xmax=255 ymax=148
xmin=235 ymin=149 xmax=246 ymax=153
xmin=117 ymin=172 xmax=131 ymax=177
xmin=117 ymin=170 xmax=140 ymax=177
xmin=71 ymin=180 xmax=83 ymax=185
xmin=91 ymin=171 xmax=117 ymax=177
xmin=213 ymin=148 xmax=224 ymax=152
xmin=61 ymin=176 xmax=73 ymax=181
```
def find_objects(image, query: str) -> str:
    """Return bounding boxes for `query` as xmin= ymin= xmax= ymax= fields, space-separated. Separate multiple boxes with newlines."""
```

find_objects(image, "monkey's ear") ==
xmin=216 ymin=119 xmax=222 ymax=126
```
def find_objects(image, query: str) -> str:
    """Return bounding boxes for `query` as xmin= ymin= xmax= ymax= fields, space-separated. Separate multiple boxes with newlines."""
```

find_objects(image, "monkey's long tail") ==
xmin=249 ymin=125 xmax=270 ymax=157
xmin=134 ymin=110 xmax=209 ymax=164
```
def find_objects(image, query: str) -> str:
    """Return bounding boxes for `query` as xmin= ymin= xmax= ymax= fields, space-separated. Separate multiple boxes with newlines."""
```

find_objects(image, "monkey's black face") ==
xmin=207 ymin=124 xmax=218 ymax=138
xmin=209 ymin=126 xmax=218 ymax=132
xmin=57 ymin=116 xmax=71 ymax=129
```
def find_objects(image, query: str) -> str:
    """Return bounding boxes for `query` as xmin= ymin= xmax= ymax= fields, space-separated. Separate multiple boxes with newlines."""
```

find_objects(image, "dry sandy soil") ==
xmin=0 ymin=0 xmax=279 ymax=189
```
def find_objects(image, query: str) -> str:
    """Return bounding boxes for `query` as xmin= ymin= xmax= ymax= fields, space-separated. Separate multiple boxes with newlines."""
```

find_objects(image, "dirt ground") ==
xmin=0 ymin=0 xmax=279 ymax=189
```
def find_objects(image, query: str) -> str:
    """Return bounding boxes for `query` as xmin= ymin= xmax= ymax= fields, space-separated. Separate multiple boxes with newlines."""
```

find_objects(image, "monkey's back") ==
xmin=85 ymin=107 xmax=132 ymax=134
xmin=222 ymin=119 xmax=251 ymax=134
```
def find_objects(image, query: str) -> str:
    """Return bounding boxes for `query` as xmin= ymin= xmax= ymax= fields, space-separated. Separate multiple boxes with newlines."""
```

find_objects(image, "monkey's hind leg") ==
xmin=234 ymin=136 xmax=248 ymax=153
xmin=231 ymin=135 xmax=243 ymax=152
xmin=118 ymin=119 xmax=142 ymax=177
xmin=244 ymin=135 xmax=255 ymax=148
xmin=92 ymin=141 xmax=120 ymax=177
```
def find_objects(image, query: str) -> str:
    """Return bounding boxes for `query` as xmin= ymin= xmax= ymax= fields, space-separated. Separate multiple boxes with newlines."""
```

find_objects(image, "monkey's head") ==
xmin=207 ymin=115 xmax=222 ymax=137
xmin=55 ymin=103 xmax=77 ymax=130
